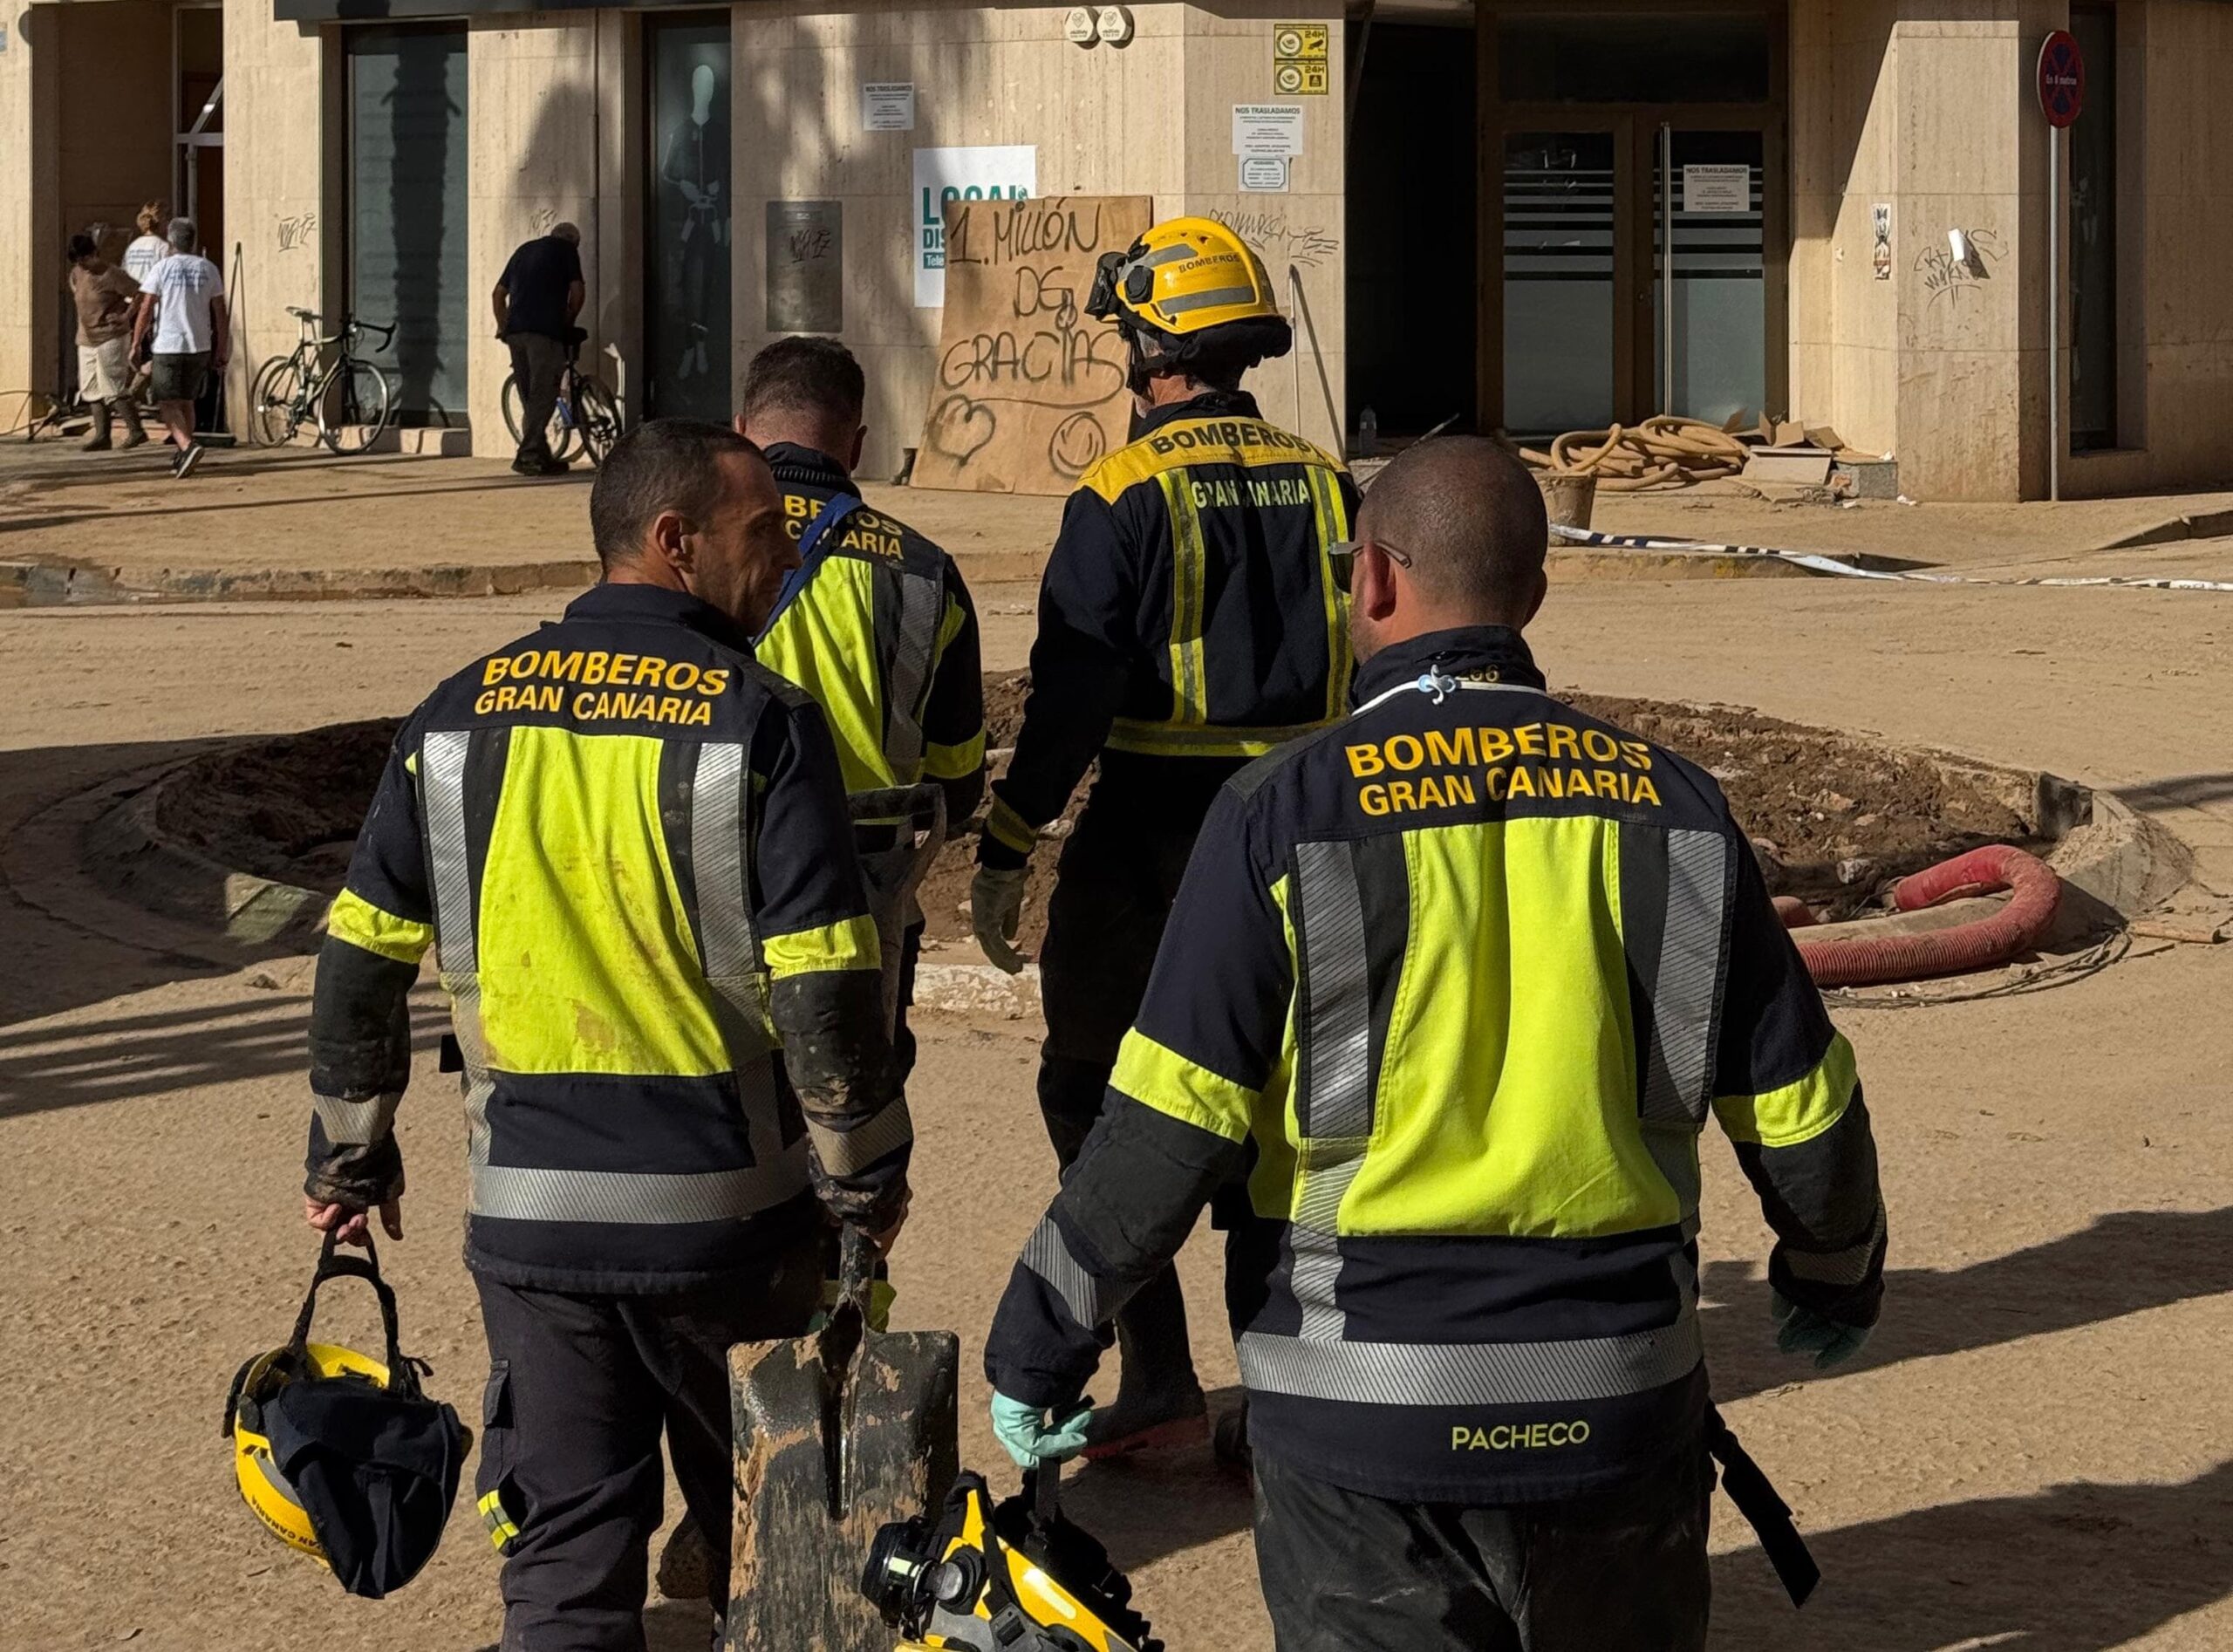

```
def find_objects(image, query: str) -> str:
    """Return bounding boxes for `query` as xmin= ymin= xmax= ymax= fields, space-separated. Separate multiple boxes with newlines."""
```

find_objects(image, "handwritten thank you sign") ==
xmin=913 ymin=195 xmax=1152 ymax=497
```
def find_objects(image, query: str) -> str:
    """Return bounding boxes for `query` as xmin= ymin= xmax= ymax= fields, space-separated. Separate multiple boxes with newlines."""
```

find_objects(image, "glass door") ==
xmin=1649 ymin=126 xmax=1767 ymax=428
xmin=645 ymin=17 xmax=734 ymax=421
xmin=1501 ymin=127 xmax=1626 ymax=438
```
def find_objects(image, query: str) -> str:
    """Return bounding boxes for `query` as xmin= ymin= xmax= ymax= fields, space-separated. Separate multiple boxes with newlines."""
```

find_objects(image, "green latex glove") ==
xmin=1771 ymin=1290 xmax=1873 ymax=1369
xmin=990 ymin=1391 xmax=1094 ymax=1470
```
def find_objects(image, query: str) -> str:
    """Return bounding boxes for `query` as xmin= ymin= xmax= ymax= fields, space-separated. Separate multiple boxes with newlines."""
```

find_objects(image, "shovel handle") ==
xmin=1031 ymin=1457 xmax=1061 ymax=1522
xmin=838 ymin=1223 xmax=877 ymax=1314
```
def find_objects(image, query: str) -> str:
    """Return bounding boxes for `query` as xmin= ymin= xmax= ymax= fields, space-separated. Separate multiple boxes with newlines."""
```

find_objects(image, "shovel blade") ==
xmin=727 ymin=1324 xmax=959 ymax=1652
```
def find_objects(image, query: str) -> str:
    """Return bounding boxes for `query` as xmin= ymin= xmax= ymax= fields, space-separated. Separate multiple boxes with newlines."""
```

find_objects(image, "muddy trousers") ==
xmin=1035 ymin=809 xmax=1205 ymax=1401
xmin=1251 ymin=1449 xmax=1712 ymax=1652
xmin=473 ymin=1239 xmax=820 ymax=1652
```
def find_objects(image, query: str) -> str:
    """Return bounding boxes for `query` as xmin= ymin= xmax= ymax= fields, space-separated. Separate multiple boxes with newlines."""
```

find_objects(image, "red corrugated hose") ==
xmin=1786 ymin=844 xmax=2063 ymax=988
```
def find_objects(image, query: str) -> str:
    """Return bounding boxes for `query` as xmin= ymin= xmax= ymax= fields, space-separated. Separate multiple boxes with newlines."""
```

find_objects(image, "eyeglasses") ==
xmin=1326 ymin=539 xmax=1413 ymax=595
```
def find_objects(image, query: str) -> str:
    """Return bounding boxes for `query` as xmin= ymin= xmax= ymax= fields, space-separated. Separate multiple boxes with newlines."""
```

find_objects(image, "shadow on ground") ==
xmin=1702 ymin=1206 xmax=2233 ymax=1403
xmin=1714 ymin=1457 xmax=2233 ymax=1649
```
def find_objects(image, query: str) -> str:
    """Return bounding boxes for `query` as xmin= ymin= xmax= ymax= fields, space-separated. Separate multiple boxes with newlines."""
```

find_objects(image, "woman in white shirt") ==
xmin=121 ymin=201 xmax=172 ymax=284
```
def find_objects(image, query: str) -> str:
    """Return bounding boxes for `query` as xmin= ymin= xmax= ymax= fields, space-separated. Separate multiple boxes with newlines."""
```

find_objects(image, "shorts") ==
xmin=152 ymin=351 xmax=211 ymax=404
xmin=77 ymin=338 xmax=132 ymax=403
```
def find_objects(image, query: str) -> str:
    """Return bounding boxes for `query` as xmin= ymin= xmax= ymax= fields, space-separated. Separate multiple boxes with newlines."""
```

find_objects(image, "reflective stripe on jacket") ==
xmin=985 ymin=625 xmax=1886 ymax=1503
xmin=304 ymin=583 xmax=908 ymax=1293
xmin=979 ymin=389 xmax=1356 ymax=868
xmin=755 ymin=443 xmax=986 ymax=830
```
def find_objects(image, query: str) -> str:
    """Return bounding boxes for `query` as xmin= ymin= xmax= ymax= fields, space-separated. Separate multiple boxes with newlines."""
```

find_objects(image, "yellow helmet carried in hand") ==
xmin=222 ymin=1233 xmax=469 ymax=1599
xmin=229 ymin=1339 xmax=395 ymax=1560
xmin=1087 ymin=215 xmax=1292 ymax=379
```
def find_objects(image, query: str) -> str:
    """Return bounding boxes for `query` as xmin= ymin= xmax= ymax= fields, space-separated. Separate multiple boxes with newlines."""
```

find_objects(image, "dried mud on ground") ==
xmin=158 ymin=672 xmax=2037 ymax=952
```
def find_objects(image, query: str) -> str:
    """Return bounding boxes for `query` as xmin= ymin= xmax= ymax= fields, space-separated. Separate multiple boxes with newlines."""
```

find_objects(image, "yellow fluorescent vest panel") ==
xmin=474 ymin=727 xmax=730 ymax=1077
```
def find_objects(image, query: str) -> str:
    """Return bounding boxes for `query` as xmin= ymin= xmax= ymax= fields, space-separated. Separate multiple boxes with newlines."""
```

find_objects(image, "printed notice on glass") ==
xmin=1232 ymin=104 xmax=1304 ymax=159
xmin=863 ymin=83 xmax=915 ymax=132
xmin=1681 ymin=163 xmax=1752 ymax=214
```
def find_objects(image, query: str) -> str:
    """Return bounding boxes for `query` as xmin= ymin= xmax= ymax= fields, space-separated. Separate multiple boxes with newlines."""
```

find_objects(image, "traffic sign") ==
xmin=2037 ymin=30 xmax=2084 ymax=127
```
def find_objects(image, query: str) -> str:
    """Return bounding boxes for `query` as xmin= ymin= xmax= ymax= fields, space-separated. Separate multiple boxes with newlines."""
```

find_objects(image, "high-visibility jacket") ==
xmin=303 ymin=583 xmax=908 ymax=1294
xmin=754 ymin=441 xmax=986 ymax=830
xmin=978 ymin=389 xmax=1356 ymax=869
xmin=986 ymin=625 xmax=1886 ymax=1504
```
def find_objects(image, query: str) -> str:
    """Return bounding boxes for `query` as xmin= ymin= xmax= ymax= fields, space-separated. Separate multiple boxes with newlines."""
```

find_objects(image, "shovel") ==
xmin=727 ymin=1225 xmax=959 ymax=1651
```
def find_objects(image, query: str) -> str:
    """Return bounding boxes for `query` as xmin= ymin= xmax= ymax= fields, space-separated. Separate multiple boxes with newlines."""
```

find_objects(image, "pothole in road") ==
xmin=154 ymin=675 xmax=2065 ymax=958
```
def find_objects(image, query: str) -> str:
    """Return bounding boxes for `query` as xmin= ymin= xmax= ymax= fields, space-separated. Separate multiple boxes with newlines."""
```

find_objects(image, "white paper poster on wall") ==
xmin=1681 ymin=163 xmax=1752 ymax=214
xmin=863 ymin=83 xmax=915 ymax=132
xmin=1233 ymin=105 xmax=1305 ymax=158
xmin=912 ymin=145 xmax=1037 ymax=307
xmin=1239 ymin=156 xmax=1290 ymax=193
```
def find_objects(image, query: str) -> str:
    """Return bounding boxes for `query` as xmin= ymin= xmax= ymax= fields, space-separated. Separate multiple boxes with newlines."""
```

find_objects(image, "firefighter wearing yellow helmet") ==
xmin=970 ymin=215 xmax=1356 ymax=1457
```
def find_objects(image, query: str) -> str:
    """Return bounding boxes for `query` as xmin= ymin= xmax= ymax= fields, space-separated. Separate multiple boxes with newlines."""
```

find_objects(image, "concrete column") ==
xmin=1789 ymin=0 xmax=2061 ymax=500
xmin=223 ymin=4 xmax=330 ymax=426
xmin=0 ymin=4 xmax=63 ymax=413
xmin=468 ymin=13 xmax=604 ymax=450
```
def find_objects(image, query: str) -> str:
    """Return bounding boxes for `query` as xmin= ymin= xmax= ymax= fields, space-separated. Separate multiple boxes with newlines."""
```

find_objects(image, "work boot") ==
xmin=81 ymin=403 xmax=113 ymax=451
xmin=117 ymin=399 xmax=147 ymax=447
xmin=655 ymin=1511 xmax=714 ymax=1604
xmin=1081 ymin=1382 xmax=1208 ymax=1461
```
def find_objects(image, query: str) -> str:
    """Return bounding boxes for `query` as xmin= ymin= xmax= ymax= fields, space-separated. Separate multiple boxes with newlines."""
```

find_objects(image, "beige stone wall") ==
xmin=466 ymin=10 xmax=636 ymax=444
xmin=2064 ymin=0 xmax=2233 ymax=497
xmin=0 ymin=2 xmax=54 ymax=413
xmin=727 ymin=1 xmax=1348 ymax=480
xmin=1790 ymin=0 xmax=2060 ymax=502
xmin=222 ymin=3 xmax=328 ymax=416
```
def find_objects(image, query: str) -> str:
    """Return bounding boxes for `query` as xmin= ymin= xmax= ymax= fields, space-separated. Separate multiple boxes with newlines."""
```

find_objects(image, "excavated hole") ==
xmin=154 ymin=674 xmax=2050 ymax=956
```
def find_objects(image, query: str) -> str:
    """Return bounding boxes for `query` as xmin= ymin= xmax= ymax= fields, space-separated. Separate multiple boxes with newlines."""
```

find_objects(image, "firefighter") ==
xmin=970 ymin=216 xmax=1356 ymax=1457
xmin=984 ymin=437 xmax=1886 ymax=1650
xmin=300 ymin=419 xmax=909 ymax=1650
xmin=740 ymin=333 xmax=986 ymax=1073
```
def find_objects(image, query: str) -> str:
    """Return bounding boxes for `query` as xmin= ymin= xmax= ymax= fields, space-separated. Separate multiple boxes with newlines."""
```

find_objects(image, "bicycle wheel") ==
xmin=248 ymin=356 xmax=304 ymax=447
xmin=501 ymin=372 xmax=581 ymax=463
xmin=573 ymin=378 xmax=624 ymax=468
xmin=318 ymin=359 xmax=393 ymax=456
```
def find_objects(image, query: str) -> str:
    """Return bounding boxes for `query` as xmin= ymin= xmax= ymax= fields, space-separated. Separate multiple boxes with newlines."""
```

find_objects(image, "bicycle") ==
xmin=248 ymin=307 xmax=397 ymax=456
xmin=502 ymin=328 xmax=624 ymax=467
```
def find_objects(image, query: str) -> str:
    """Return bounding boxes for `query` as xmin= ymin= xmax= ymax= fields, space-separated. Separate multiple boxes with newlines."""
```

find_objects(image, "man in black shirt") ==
xmin=494 ymin=222 xmax=586 ymax=475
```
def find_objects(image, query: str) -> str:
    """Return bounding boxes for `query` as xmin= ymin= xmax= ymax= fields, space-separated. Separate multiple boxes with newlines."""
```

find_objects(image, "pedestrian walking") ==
xmin=985 ymin=436 xmax=1887 ymax=1651
xmin=66 ymin=233 xmax=147 ymax=452
xmin=121 ymin=201 xmax=171 ymax=283
xmin=970 ymin=215 xmax=1355 ymax=1457
xmin=492 ymin=222 xmax=585 ymax=475
xmin=129 ymin=218 xmax=228 ymax=478
xmin=299 ymin=419 xmax=911 ymax=1649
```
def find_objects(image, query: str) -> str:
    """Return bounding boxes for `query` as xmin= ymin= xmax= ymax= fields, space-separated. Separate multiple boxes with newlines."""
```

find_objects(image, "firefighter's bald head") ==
xmin=1349 ymin=436 xmax=1548 ymax=659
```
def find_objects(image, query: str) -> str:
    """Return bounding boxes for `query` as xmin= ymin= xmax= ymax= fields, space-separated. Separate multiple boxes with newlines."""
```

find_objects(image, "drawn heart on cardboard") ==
xmin=927 ymin=395 xmax=997 ymax=464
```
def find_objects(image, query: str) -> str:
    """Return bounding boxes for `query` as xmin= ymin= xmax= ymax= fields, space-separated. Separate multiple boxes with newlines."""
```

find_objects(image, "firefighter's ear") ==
xmin=649 ymin=507 xmax=693 ymax=578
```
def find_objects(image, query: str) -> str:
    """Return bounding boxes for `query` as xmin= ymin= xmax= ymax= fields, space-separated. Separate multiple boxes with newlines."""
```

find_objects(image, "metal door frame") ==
xmin=1475 ymin=4 xmax=1788 ymax=433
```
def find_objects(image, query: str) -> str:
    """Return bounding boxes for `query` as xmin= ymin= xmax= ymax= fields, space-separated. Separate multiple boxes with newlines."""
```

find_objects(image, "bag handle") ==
xmin=286 ymin=1231 xmax=419 ymax=1399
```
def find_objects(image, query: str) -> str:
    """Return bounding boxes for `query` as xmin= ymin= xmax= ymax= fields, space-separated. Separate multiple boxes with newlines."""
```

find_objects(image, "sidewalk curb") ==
xmin=0 ymin=556 xmax=597 ymax=607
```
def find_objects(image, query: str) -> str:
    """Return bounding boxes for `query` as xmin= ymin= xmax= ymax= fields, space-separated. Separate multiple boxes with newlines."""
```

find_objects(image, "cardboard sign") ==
xmin=913 ymin=195 xmax=1153 ymax=497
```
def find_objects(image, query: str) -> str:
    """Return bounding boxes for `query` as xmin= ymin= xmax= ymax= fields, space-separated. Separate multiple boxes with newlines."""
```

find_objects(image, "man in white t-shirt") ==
xmin=129 ymin=217 xmax=229 ymax=479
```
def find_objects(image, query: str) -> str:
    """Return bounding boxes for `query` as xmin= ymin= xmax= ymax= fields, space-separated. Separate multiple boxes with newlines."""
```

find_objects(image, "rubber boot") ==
xmin=81 ymin=400 xmax=112 ymax=451
xmin=115 ymin=397 xmax=147 ymax=448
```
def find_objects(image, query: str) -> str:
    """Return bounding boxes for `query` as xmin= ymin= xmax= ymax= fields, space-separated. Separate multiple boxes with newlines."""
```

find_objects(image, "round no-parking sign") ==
xmin=2038 ymin=30 xmax=2084 ymax=127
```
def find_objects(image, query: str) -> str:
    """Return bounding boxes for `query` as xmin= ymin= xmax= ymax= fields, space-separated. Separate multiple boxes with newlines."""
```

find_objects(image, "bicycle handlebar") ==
xmin=348 ymin=317 xmax=398 ymax=352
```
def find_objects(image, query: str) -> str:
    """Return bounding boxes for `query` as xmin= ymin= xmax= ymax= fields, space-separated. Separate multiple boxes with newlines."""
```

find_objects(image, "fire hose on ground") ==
xmin=1776 ymin=844 xmax=2064 ymax=987
xmin=1520 ymin=416 xmax=1753 ymax=492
